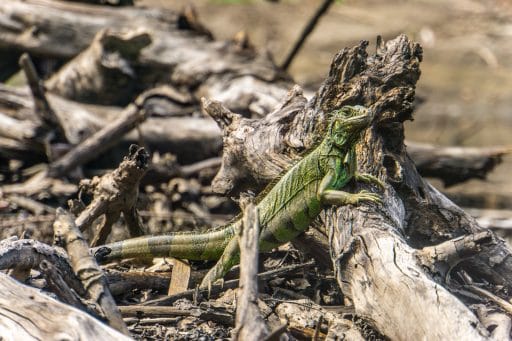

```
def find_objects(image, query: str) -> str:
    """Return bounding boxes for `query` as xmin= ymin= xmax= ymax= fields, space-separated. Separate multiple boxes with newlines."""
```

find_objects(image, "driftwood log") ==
xmin=53 ymin=208 xmax=130 ymax=335
xmin=0 ymin=0 xmax=288 ymax=112
xmin=202 ymin=35 xmax=512 ymax=339
xmin=0 ymin=272 xmax=131 ymax=340
xmin=406 ymin=141 xmax=510 ymax=187
xmin=0 ymin=84 xmax=222 ymax=164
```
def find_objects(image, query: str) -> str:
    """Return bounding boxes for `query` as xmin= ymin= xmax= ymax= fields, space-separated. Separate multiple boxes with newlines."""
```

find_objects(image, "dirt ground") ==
xmin=139 ymin=0 xmax=512 ymax=205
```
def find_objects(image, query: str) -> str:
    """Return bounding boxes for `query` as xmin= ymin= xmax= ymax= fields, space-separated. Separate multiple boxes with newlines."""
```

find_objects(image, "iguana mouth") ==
xmin=340 ymin=111 xmax=372 ymax=130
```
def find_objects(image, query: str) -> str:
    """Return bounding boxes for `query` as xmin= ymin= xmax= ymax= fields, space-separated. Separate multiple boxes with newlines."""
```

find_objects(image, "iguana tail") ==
xmin=92 ymin=223 xmax=237 ymax=262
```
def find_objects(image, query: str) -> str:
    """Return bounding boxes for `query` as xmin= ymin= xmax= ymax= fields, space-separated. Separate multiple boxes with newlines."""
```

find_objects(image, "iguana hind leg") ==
xmin=199 ymin=236 xmax=240 ymax=289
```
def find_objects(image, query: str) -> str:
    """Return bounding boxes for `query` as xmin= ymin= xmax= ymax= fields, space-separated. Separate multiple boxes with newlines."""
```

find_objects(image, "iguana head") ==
xmin=327 ymin=105 xmax=372 ymax=147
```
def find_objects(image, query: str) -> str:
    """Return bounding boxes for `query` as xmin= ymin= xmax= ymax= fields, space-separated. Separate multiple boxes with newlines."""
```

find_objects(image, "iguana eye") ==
xmin=334 ymin=132 xmax=345 ymax=141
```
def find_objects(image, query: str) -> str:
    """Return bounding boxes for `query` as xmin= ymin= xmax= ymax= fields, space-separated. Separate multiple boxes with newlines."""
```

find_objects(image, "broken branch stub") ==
xmin=75 ymin=145 xmax=149 ymax=246
xmin=233 ymin=198 xmax=269 ymax=341
xmin=46 ymin=29 xmax=152 ymax=106
xmin=202 ymin=87 xmax=307 ymax=194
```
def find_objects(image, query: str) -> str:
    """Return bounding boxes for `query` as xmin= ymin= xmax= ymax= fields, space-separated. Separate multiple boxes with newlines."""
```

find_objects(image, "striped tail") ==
xmin=92 ymin=224 xmax=237 ymax=262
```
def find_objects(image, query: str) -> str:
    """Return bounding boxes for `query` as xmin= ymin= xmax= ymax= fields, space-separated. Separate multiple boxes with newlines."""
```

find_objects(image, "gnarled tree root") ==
xmin=205 ymin=34 xmax=512 ymax=339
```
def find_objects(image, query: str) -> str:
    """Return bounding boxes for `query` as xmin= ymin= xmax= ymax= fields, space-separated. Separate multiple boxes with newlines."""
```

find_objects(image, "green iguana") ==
xmin=93 ymin=105 xmax=383 ymax=288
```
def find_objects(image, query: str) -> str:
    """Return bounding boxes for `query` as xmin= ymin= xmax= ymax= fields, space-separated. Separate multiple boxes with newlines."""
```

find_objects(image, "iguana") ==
xmin=93 ymin=105 xmax=383 ymax=288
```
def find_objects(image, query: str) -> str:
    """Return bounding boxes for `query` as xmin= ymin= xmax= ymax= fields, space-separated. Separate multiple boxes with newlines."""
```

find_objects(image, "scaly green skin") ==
xmin=93 ymin=105 xmax=383 ymax=288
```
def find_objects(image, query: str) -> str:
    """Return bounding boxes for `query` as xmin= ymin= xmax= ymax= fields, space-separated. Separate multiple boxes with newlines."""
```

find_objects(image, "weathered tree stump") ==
xmin=203 ymin=35 xmax=512 ymax=339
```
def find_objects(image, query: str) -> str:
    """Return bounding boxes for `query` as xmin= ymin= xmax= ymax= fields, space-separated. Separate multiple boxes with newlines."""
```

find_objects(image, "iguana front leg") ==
xmin=318 ymin=172 xmax=382 ymax=206
xmin=321 ymin=189 xmax=382 ymax=205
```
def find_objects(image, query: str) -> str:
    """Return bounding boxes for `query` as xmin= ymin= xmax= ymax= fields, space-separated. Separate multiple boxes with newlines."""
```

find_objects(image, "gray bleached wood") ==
xmin=0 ymin=0 xmax=288 ymax=113
xmin=0 ymin=272 xmax=132 ymax=340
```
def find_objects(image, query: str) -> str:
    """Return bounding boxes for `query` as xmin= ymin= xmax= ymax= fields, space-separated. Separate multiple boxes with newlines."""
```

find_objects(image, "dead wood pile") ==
xmin=0 ymin=0 xmax=511 ymax=340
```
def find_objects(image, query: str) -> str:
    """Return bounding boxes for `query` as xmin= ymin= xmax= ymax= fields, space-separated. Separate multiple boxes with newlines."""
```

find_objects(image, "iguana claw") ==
xmin=352 ymin=190 xmax=383 ymax=205
xmin=355 ymin=173 xmax=386 ymax=189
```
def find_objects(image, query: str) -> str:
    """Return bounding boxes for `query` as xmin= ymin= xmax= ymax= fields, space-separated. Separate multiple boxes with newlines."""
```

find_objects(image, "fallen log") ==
xmin=406 ymin=141 xmax=511 ymax=187
xmin=0 ymin=271 xmax=131 ymax=340
xmin=446 ymin=191 xmax=512 ymax=210
xmin=62 ymin=0 xmax=134 ymax=6
xmin=0 ymin=0 xmax=204 ymax=60
xmin=0 ymin=0 xmax=288 ymax=112
xmin=45 ymin=29 xmax=152 ymax=106
xmin=467 ymin=208 xmax=512 ymax=231
xmin=202 ymin=35 xmax=512 ymax=339
xmin=0 ymin=84 xmax=222 ymax=164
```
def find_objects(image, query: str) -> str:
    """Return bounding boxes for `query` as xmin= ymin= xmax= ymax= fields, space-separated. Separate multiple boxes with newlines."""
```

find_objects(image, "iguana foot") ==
xmin=199 ymin=270 xmax=217 ymax=290
xmin=355 ymin=172 xmax=385 ymax=189
xmin=350 ymin=190 xmax=382 ymax=205
xmin=199 ymin=237 xmax=240 ymax=290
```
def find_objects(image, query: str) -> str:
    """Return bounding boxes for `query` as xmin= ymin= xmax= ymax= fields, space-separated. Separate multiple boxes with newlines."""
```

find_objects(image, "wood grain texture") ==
xmin=233 ymin=201 xmax=269 ymax=340
xmin=0 ymin=272 xmax=131 ymax=340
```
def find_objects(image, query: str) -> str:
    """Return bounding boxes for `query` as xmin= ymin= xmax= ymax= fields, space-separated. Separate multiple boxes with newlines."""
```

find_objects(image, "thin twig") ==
xmin=180 ymin=157 xmax=221 ymax=177
xmin=141 ymin=260 xmax=315 ymax=306
xmin=460 ymin=271 xmax=512 ymax=315
xmin=18 ymin=53 xmax=57 ymax=126
xmin=263 ymin=324 xmax=288 ymax=341
xmin=313 ymin=315 xmax=324 ymax=341
xmin=119 ymin=305 xmax=234 ymax=326
xmin=6 ymin=194 xmax=56 ymax=215
xmin=281 ymin=0 xmax=336 ymax=70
